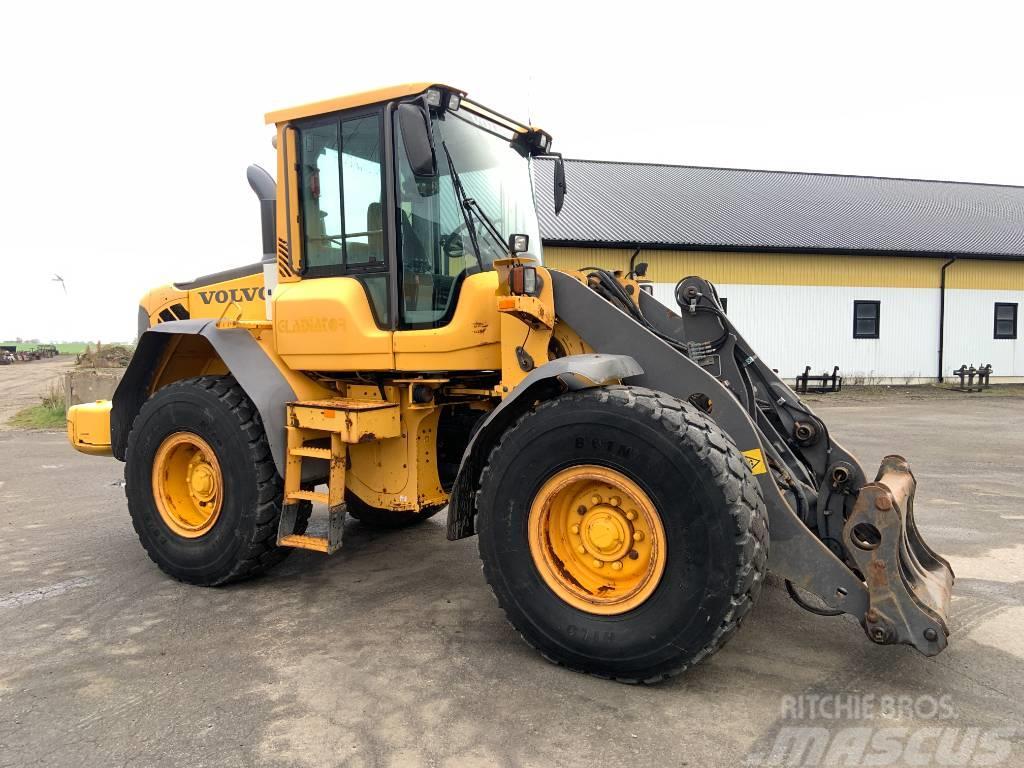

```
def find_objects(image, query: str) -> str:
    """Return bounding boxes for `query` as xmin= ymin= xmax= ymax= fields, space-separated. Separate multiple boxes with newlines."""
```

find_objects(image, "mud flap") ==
xmin=843 ymin=455 xmax=954 ymax=655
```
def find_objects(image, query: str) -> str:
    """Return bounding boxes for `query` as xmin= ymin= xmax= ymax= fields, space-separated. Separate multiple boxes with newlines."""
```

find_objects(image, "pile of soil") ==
xmin=76 ymin=344 xmax=133 ymax=368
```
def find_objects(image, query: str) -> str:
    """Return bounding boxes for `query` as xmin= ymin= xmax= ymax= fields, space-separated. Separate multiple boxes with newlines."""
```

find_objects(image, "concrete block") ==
xmin=64 ymin=369 xmax=124 ymax=410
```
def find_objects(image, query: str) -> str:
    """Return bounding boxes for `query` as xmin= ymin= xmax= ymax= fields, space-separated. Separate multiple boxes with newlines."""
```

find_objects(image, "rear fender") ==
xmin=112 ymin=320 xmax=296 ymax=477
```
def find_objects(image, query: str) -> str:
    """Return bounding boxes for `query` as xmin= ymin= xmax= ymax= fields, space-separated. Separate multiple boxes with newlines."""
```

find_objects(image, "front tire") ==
xmin=124 ymin=375 xmax=305 ymax=586
xmin=476 ymin=386 xmax=768 ymax=683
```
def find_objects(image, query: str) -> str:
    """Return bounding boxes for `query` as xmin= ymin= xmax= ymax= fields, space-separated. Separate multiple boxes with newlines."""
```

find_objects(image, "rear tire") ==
xmin=476 ymin=385 xmax=768 ymax=683
xmin=124 ymin=375 xmax=307 ymax=586
xmin=345 ymin=491 xmax=444 ymax=529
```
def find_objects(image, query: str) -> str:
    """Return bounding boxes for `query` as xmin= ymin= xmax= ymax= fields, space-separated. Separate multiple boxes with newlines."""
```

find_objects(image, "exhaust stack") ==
xmin=246 ymin=165 xmax=277 ymax=320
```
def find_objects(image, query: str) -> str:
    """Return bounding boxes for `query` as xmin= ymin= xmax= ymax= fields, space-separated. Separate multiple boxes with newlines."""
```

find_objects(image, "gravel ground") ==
xmin=0 ymin=392 xmax=1022 ymax=767
xmin=0 ymin=356 xmax=75 ymax=427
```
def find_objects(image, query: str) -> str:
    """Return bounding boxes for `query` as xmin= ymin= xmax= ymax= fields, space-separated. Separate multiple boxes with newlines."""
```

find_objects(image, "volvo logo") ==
xmin=197 ymin=287 xmax=267 ymax=305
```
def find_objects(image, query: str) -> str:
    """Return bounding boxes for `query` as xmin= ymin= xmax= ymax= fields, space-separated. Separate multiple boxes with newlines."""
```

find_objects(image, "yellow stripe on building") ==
xmin=543 ymin=247 xmax=1024 ymax=291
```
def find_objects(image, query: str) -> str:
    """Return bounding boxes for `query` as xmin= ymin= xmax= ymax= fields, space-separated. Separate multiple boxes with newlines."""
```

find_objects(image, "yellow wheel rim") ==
xmin=529 ymin=465 xmax=667 ymax=615
xmin=152 ymin=432 xmax=223 ymax=538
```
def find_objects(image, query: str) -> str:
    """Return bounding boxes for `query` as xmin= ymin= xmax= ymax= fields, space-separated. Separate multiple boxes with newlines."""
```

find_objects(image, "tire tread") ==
xmin=125 ymin=375 xmax=307 ymax=586
xmin=476 ymin=385 xmax=769 ymax=683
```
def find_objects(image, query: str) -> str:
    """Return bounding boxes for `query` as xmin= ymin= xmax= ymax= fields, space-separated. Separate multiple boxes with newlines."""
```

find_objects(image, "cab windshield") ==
xmin=396 ymin=106 xmax=542 ymax=328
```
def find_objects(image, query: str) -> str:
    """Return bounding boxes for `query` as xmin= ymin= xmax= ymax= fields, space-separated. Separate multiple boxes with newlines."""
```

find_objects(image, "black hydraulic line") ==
xmin=937 ymin=257 xmax=957 ymax=382
xmin=595 ymin=272 xmax=697 ymax=355
xmin=628 ymin=248 xmax=641 ymax=277
xmin=785 ymin=579 xmax=844 ymax=616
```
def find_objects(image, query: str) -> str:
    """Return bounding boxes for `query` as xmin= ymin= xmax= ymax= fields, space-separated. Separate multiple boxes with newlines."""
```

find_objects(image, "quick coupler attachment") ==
xmin=843 ymin=455 xmax=954 ymax=656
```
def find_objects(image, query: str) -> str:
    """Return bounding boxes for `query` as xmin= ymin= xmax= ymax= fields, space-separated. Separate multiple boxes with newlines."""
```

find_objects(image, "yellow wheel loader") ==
xmin=67 ymin=83 xmax=953 ymax=682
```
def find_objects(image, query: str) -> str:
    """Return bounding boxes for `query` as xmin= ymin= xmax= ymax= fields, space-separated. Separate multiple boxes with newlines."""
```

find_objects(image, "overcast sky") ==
xmin=3 ymin=1 xmax=1022 ymax=341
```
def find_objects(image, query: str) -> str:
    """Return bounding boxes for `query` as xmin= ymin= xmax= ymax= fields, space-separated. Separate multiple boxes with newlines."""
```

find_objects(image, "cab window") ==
xmin=394 ymin=108 xmax=541 ymax=329
xmin=299 ymin=113 xmax=385 ymax=275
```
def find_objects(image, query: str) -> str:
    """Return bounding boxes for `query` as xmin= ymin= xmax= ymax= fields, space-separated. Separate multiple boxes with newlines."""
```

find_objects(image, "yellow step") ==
xmin=288 ymin=489 xmax=330 ymax=505
xmin=289 ymin=446 xmax=332 ymax=460
xmin=278 ymin=534 xmax=330 ymax=553
xmin=287 ymin=398 xmax=400 ymax=442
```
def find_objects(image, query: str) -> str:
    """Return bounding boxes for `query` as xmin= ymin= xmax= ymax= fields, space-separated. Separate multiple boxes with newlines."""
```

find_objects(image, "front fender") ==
xmin=445 ymin=353 xmax=643 ymax=540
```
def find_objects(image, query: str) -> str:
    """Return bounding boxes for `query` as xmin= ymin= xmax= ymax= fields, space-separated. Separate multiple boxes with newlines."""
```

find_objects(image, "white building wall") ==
xmin=647 ymin=283 xmax=1024 ymax=381
xmin=943 ymin=288 xmax=1023 ymax=377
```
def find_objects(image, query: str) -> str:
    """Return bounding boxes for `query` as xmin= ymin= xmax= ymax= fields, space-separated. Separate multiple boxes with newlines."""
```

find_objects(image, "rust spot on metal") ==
xmin=874 ymin=494 xmax=892 ymax=511
xmin=547 ymin=549 xmax=590 ymax=594
xmin=868 ymin=558 xmax=889 ymax=589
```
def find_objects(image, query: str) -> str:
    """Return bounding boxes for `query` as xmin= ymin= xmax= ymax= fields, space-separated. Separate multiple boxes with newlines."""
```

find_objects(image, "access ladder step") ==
xmin=280 ymin=418 xmax=353 ymax=556
xmin=288 ymin=446 xmax=332 ymax=460
xmin=287 ymin=489 xmax=330 ymax=505
xmin=277 ymin=499 xmax=345 ymax=555
xmin=287 ymin=398 xmax=401 ymax=442
xmin=278 ymin=534 xmax=333 ymax=554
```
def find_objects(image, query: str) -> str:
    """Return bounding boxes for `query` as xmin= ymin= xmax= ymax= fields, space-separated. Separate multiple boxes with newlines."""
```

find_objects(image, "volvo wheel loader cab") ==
xmin=67 ymin=83 xmax=954 ymax=682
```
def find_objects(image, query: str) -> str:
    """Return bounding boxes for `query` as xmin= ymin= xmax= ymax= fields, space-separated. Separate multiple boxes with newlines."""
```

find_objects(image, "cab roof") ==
xmin=264 ymin=82 xmax=463 ymax=124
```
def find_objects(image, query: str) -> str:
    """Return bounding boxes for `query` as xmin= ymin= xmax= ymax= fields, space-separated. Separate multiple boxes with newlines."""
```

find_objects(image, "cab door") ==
xmin=390 ymin=114 xmax=501 ymax=372
xmin=273 ymin=108 xmax=395 ymax=371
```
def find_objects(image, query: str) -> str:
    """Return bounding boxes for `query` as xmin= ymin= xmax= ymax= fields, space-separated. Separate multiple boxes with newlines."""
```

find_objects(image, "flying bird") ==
xmin=52 ymin=274 xmax=67 ymax=294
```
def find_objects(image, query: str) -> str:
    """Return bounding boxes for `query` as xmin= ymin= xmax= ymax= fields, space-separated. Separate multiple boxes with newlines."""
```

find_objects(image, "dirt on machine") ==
xmin=66 ymin=82 xmax=953 ymax=682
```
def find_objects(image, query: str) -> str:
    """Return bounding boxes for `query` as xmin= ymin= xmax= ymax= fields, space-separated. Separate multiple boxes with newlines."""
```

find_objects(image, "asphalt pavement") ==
xmin=1 ymin=393 xmax=1022 ymax=767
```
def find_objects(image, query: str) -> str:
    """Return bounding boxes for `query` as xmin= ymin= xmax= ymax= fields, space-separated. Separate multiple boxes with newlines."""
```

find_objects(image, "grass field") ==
xmin=6 ymin=378 xmax=67 ymax=429
xmin=8 ymin=403 xmax=67 ymax=429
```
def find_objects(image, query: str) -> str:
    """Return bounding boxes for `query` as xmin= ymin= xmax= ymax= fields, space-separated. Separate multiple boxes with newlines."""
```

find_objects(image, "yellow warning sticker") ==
xmin=742 ymin=448 xmax=767 ymax=475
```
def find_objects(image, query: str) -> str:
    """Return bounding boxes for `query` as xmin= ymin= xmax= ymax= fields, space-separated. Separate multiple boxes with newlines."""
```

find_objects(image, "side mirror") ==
xmin=553 ymin=155 xmax=567 ymax=215
xmin=397 ymin=103 xmax=437 ymax=178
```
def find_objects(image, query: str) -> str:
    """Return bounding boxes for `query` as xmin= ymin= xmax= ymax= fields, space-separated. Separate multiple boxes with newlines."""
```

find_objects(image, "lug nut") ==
xmin=611 ymin=561 xmax=623 ymax=571
xmin=592 ymin=559 xmax=603 ymax=568
xmin=577 ymin=505 xmax=587 ymax=516
xmin=609 ymin=496 xmax=621 ymax=507
xmin=625 ymin=510 xmax=637 ymax=521
xmin=591 ymin=495 xmax=602 ymax=506
xmin=633 ymin=531 xmax=644 ymax=542
xmin=628 ymin=550 xmax=639 ymax=560
xmin=577 ymin=545 xmax=586 ymax=554
xmin=924 ymin=628 xmax=938 ymax=642
xmin=571 ymin=524 xmax=580 ymax=535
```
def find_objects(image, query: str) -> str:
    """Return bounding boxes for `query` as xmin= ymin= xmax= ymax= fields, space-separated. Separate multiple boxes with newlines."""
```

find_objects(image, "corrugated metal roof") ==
xmin=532 ymin=159 xmax=1024 ymax=260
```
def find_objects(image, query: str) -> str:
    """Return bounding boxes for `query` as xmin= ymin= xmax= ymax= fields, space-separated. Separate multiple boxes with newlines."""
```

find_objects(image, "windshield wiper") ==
xmin=440 ymin=141 xmax=508 ymax=260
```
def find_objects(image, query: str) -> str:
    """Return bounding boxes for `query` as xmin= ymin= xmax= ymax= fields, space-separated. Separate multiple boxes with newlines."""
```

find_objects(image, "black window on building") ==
xmin=853 ymin=300 xmax=880 ymax=339
xmin=994 ymin=303 xmax=1018 ymax=339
